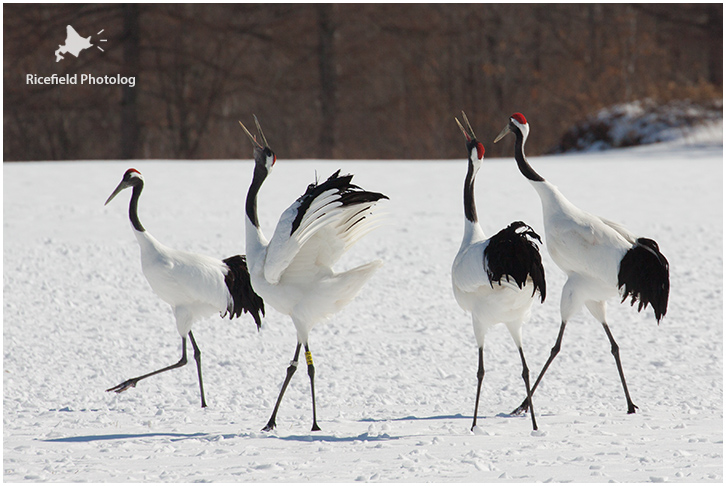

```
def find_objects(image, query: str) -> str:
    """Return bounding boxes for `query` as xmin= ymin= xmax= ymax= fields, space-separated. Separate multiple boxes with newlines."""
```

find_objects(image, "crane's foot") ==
xmin=106 ymin=379 xmax=138 ymax=394
xmin=311 ymin=422 xmax=321 ymax=432
xmin=510 ymin=398 xmax=530 ymax=416
xmin=627 ymin=403 xmax=639 ymax=414
xmin=262 ymin=420 xmax=276 ymax=432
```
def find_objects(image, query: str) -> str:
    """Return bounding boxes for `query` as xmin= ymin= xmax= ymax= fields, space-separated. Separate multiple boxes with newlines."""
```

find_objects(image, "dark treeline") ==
xmin=3 ymin=4 xmax=722 ymax=161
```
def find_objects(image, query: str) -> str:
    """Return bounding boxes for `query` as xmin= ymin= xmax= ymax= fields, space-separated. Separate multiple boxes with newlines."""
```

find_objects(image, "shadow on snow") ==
xmin=40 ymin=415 xmax=539 ymax=444
xmin=359 ymin=412 xmax=540 ymax=422
xmin=360 ymin=413 xmax=469 ymax=422
xmin=41 ymin=431 xmax=400 ymax=444
xmin=270 ymin=432 xmax=400 ymax=443
xmin=42 ymin=432 xmax=208 ymax=443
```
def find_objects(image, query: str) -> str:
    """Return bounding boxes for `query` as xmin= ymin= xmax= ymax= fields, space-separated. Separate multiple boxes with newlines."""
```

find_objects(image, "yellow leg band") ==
xmin=305 ymin=351 xmax=313 ymax=366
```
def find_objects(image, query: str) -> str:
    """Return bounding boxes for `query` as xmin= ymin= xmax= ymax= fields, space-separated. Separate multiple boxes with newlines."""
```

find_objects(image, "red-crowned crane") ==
xmin=452 ymin=112 xmax=546 ymax=432
xmin=494 ymin=113 xmax=670 ymax=415
xmin=104 ymin=168 xmax=264 ymax=408
xmin=239 ymin=116 xmax=388 ymax=432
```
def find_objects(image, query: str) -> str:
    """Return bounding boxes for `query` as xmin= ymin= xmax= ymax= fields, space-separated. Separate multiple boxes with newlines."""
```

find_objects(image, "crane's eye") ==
xmin=263 ymin=148 xmax=275 ymax=165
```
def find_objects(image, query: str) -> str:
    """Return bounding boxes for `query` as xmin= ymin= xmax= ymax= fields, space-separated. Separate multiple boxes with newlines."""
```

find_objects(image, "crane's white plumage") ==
xmin=452 ymin=113 xmax=546 ymax=431
xmin=495 ymin=112 xmax=670 ymax=415
xmin=246 ymin=175 xmax=384 ymax=341
xmin=134 ymin=232 xmax=231 ymax=335
xmin=240 ymin=117 xmax=388 ymax=431
xmin=104 ymin=168 xmax=264 ymax=408
xmin=453 ymin=230 xmax=542 ymax=347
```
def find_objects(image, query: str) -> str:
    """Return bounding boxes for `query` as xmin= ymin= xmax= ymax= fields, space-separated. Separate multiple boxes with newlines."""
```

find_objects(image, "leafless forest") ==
xmin=3 ymin=4 xmax=722 ymax=161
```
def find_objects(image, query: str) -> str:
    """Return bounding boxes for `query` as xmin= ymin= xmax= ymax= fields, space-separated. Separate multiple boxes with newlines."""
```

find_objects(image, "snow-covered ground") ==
xmin=3 ymin=130 xmax=722 ymax=482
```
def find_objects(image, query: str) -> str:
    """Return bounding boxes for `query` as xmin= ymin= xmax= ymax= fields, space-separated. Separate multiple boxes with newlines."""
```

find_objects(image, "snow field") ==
xmin=3 ymin=137 xmax=722 ymax=481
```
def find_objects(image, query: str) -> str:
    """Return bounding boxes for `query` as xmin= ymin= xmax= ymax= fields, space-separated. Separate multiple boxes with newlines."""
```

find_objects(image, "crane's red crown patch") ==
xmin=512 ymin=113 xmax=527 ymax=125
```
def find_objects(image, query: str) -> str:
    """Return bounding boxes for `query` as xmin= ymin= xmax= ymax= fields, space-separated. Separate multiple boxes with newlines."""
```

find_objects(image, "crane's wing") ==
xmin=263 ymin=170 xmax=388 ymax=284
xmin=280 ymin=202 xmax=386 ymax=283
xmin=598 ymin=216 xmax=638 ymax=245
xmin=141 ymin=243 xmax=231 ymax=313
xmin=547 ymin=210 xmax=632 ymax=283
xmin=143 ymin=247 xmax=264 ymax=329
xmin=221 ymin=255 xmax=265 ymax=329
xmin=452 ymin=238 xmax=492 ymax=292
xmin=483 ymin=222 xmax=546 ymax=301
xmin=453 ymin=222 xmax=545 ymax=301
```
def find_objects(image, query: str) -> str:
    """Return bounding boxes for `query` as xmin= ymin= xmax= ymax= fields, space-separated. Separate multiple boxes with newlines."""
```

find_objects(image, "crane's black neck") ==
xmin=129 ymin=180 xmax=145 ymax=232
xmin=246 ymin=164 xmax=268 ymax=228
xmin=464 ymin=159 xmax=478 ymax=223
xmin=514 ymin=130 xmax=545 ymax=182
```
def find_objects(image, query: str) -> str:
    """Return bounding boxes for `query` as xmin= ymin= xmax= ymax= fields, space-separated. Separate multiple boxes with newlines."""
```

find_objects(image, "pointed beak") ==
xmin=239 ymin=115 xmax=271 ymax=151
xmin=239 ymin=120 xmax=263 ymax=149
xmin=253 ymin=115 xmax=269 ymax=148
xmin=493 ymin=124 xmax=512 ymax=144
xmin=455 ymin=117 xmax=471 ymax=142
xmin=455 ymin=111 xmax=477 ymax=142
xmin=104 ymin=180 xmax=129 ymax=206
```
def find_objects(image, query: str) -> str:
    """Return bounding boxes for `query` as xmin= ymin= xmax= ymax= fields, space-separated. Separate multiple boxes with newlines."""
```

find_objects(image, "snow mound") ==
xmin=552 ymin=98 xmax=723 ymax=153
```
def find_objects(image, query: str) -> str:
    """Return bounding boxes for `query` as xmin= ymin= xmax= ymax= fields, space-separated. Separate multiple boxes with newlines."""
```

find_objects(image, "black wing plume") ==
xmin=291 ymin=169 xmax=389 ymax=235
xmin=483 ymin=221 xmax=546 ymax=302
xmin=222 ymin=255 xmax=265 ymax=330
xmin=618 ymin=237 xmax=669 ymax=323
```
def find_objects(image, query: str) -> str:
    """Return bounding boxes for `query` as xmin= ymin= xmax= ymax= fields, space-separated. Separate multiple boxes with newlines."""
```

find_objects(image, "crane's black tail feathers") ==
xmin=484 ymin=221 xmax=547 ymax=303
xmin=222 ymin=255 xmax=265 ymax=330
xmin=618 ymin=237 xmax=669 ymax=323
xmin=291 ymin=170 xmax=389 ymax=235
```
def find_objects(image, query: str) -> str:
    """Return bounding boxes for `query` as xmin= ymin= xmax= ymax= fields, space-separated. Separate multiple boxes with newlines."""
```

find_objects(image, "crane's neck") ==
xmin=129 ymin=181 xmax=145 ymax=232
xmin=463 ymin=159 xmax=479 ymax=224
xmin=514 ymin=130 xmax=545 ymax=183
xmin=461 ymin=159 xmax=486 ymax=246
xmin=245 ymin=165 xmax=269 ymax=255
xmin=511 ymin=130 xmax=579 ymax=233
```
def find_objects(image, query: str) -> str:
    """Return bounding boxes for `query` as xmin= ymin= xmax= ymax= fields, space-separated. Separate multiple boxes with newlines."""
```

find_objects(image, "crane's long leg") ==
xmin=188 ymin=331 xmax=207 ymax=408
xmin=106 ymin=337 xmax=188 ymax=395
xmin=305 ymin=344 xmax=321 ymax=432
xmin=518 ymin=347 xmax=538 ymax=430
xmin=263 ymin=343 xmax=301 ymax=432
xmin=471 ymin=347 xmax=485 ymax=431
xmin=602 ymin=323 xmax=638 ymax=414
xmin=511 ymin=321 xmax=567 ymax=415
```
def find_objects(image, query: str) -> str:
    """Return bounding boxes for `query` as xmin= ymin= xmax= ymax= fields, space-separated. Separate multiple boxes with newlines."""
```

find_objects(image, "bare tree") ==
xmin=317 ymin=4 xmax=337 ymax=159
xmin=3 ymin=4 xmax=721 ymax=161
xmin=120 ymin=4 xmax=140 ymax=159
